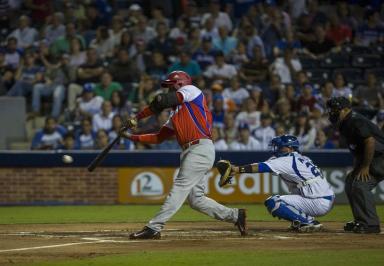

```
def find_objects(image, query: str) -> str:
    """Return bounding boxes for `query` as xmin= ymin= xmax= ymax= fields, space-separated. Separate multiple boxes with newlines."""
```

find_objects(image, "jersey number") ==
xmin=297 ymin=158 xmax=322 ymax=178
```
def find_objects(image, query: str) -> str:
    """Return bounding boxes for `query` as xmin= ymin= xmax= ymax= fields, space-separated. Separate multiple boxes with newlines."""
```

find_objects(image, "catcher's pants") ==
xmin=147 ymin=139 xmax=238 ymax=232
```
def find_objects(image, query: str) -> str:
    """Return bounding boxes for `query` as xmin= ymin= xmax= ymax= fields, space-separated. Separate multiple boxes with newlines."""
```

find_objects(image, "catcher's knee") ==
xmin=264 ymin=195 xmax=281 ymax=215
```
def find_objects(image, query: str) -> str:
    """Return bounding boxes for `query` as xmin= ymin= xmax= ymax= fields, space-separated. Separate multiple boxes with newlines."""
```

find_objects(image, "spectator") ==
xmin=200 ymin=17 xmax=219 ymax=41
xmin=356 ymin=8 xmax=384 ymax=46
xmin=290 ymin=112 xmax=317 ymax=151
xmin=274 ymin=98 xmax=296 ymax=131
xmin=375 ymin=110 xmax=384 ymax=131
xmin=212 ymin=94 xmax=225 ymax=129
xmin=50 ymin=22 xmax=86 ymax=56
xmin=67 ymin=48 xmax=104 ymax=111
xmin=68 ymin=38 xmax=86 ymax=68
xmin=296 ymin=83 xmax=317 ymax=113
xmin=60 ymin=132 xmax=78 ymax=150
xmin=111 ymin=90 xmax=130 ymax=117
xmin=4 ymin=37 xmax=21 ymax=69
xmin=224 ymin=112 xmax=237 ymax=145
xmin=212 ymin=126 xmax=228 ymax=150
xmin=85 ymin=3 xmax=108 ymax=30
xmin=31 ymin=54 xmax=67 ymax=118
xmin=75 ymin=117 xmax=96 ymax=150
xmin=271 ymin=47 xmax=302 ymax=84
xmin=147 ymin=22 xmax=173 ymax=58
xmin=31 ymin=117 xmax=66 ymax=150
xmin=273 ymin=30 xmax=301 ymax=58
xmin=313 ymin=129 xmax=336 ymax=149
xmin=201 ymin=0 xmax=232 ymax=31
xmin=168 ymin=51 xmax=201 ymax=79
xmin=118 ymin=31 xmax=135 ymax=56
xmin=316 ymin=80 xmax=334 ymax=110
xmin=204 ymin=51 xmax=237 ymax=82
xmin=332 ymin=73 xmax=352 ymax=98
xmin=76 ymin=83 xmax=104 ymax=118
xmin=336 ymin=1 xmax=358 ymax=30
xmin=108 ymin=49 xmax=139 ymax=85
xmin=303 ymin=25 xmax=335 ymax=58
xmin=192 ymin=36 xmax=217 ymax=71
xmin=169 ymin=18 xmax=188 ymax=41
xmin=230 ymin=42 xmax=249 ymax=70
xmin=108 ymin=114 xmax=134 ymax=150
xmin=263 ymin=74 xmax=284 ymax=107
xmin=7 ymin=52 xmax=44 ymax=97
xmin=239 ymin=45 xmax=268 ymax=83
xmin=129 ymin=74 xmax=159 ymax=104
xmin=145 ymin=51 xmax=168 ymax=81
xmin=222 ymin=77 xmax=249 ymax=106
xmin=355 ymin=72 xmax=384 ymax=110
xmin=180 ymin=1 xmax=201 ymax=29
xmin=131 ymin=15 xmax=156 ymax=44
xmin=252 ymin=113 xmax=276 ymax=150
xmin=94 ymin=72 xmax=122 ymax=101
xmin=242 ymin=24 xmax=265 ymax=59
xmin=95 ymin=129 xmax=109 ymax=149
xmin=8 ymin=15 xmax=38 ymax=49
xmin=306 ymin=0 xmax=328 ymax=26
xmin=89 ymin=26 xmax=115 ymax=59
xmin=229 ymin=122 xmax=261 ymax=150
xmin=149 ymin=6 xmax=170 ymax=29
xmin=235 ymin=98 xmax=261 ymax=131
xmin=44 ymin=12 xmax=66 ymax=45
xmin=249 ymin=86 xmax=266 ymax=111
xmin=92 ymin=100 xmax=114 ymax=132
xmin=212 ymin=26 xmax=237 ymax=56
xmin=109 ymin=15 xmax=126 ymax=47
xmin=326 ymin=14 xmax=352 ymax=46
xmin=25 ymin=0 xmax=53 ymax=25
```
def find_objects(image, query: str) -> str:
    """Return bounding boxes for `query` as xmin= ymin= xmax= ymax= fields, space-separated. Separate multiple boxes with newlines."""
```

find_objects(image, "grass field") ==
xmin=0 ymin=204 xmax=383 ymax=266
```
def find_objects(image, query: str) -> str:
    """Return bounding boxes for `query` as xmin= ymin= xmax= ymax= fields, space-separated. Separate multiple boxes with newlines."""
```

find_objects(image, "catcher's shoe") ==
xmin=129 ymin=226 xmax=161 ymax=240
xmin=235 ymin=209 xmax=247 ymax=236
xmin=290 ymin=220 xmax=323 ymax=233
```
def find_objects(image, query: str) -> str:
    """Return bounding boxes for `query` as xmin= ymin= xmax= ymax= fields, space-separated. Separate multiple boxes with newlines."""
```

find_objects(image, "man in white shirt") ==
xmin=252 ymin=113 xmax=276 ymax=150
xmin=8 ymin=15 xmax=38 ymax=49
xmin=76 ymin=83 xmax=104 ymax=116
xmin=201 ymin=1 xmax=232 ymax=31
xmin=92 ymin=100 xmax=114 ymax=132
xmin=271 ymin=47 xmax=301 ymax=84
xmin=229 ymin=122 xmax=261 ymax=150
xmin=235 ymin=98 xmax=261 ymax=131
xmin=222 ymin=77 xmax=249 ymax=106
xmin=204 ymin=51 xmax=237 ymax=82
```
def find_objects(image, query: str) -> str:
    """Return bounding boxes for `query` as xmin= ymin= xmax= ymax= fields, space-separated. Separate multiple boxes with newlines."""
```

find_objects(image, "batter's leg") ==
xmin=187 ymin=176 xmax=238 ymax=223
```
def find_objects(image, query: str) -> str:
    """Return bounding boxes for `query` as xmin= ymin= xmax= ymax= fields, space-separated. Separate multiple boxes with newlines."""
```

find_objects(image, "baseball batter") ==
xmin=120 ymin=71 xmax=246 ymax=239
xmin=219 ymin=135 xmax=335 ymax=232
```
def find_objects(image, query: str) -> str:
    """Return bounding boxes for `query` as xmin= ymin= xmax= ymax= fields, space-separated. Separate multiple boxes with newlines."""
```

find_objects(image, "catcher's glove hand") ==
xmin=216 ymin=160 xmax=234 ymax=187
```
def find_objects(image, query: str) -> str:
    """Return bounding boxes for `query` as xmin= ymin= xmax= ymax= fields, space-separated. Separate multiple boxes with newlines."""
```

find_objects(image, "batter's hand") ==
xmin=355 ymin=167 xmax=371 ymax=182
xmin=123 ymin=116 xmax=138 ymax=129
xmin=118 ymin=127 xmax=132 ymax=139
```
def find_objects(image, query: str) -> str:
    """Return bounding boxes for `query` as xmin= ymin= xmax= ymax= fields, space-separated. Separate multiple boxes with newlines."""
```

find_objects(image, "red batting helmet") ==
xmin=161 ymin=71 xmax=192 ymax=88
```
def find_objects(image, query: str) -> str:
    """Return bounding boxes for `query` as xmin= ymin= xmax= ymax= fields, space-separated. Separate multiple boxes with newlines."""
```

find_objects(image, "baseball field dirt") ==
xmin=0 ymin=221 xmax=383 ymax=266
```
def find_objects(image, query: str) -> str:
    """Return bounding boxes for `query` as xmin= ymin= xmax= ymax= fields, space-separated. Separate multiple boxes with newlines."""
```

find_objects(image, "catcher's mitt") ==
xmin=216 ymin=160 xmax=234 ymax=187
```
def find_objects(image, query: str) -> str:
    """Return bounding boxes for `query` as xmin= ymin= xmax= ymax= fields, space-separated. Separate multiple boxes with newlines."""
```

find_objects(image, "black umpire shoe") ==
xmin=129 ymin=226 xmax=161 ymax=240
xmin=353 ymin=224 xmax=381 ymax=234
xmin=235 ymin=209 xmax=247 ymax=236
xmin=344 ymin=221 xmax=357 ymax=232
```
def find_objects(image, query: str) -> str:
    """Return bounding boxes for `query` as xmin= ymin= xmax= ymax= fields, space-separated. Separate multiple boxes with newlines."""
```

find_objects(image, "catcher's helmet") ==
xmin=161 ymin=71 xmax=192 ymax=88
xmin=269 ymin=135 xmax=300 ymax=157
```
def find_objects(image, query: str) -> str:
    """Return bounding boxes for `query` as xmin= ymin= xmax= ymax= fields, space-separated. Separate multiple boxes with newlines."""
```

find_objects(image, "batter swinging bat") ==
xmin=87 ymin=135 xmax=120 ymax=172
xmin=87 ymin=117 xmax=137 ymax=172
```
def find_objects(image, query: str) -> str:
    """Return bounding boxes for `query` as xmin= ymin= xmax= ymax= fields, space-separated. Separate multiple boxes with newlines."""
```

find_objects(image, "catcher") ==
xmin=217 ymin=135 xmax=335 ymax=232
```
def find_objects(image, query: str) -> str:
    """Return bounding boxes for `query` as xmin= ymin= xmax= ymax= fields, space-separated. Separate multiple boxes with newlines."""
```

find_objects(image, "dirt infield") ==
xmin=0 ymin=221 xmax=383 ymax=265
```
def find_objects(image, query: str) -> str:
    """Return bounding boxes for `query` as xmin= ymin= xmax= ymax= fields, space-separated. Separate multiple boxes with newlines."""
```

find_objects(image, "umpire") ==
xmin=327 ymin=96 xmax=384 ymax=233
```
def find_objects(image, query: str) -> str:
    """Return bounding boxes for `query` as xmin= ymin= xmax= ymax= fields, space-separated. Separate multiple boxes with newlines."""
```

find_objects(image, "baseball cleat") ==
xmin=235 ymin=209 xmax=247 ymax=236
xmin=290 ymin=220 xmax=323 ymax=233
xmin=343 ymin=221 xmax=357 ymax=232
xmin=129 ymin=226 xmax=161 ymax=240
xmin=352 ymin=224 xmax=381 ymax=234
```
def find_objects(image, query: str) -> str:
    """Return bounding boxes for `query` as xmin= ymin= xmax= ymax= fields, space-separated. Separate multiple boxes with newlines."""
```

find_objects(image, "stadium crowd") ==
xmin=1 ymin=0 xmax=384 ymax=151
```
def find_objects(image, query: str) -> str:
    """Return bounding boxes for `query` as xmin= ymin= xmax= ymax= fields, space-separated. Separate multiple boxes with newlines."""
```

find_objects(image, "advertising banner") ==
xmin=118 ymin=167 xmax=384 ymax=204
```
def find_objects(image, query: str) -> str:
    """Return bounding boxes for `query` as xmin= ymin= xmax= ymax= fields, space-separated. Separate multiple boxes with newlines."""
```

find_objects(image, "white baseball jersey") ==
xmin=264 ymin=152 xmax=334 ymax=198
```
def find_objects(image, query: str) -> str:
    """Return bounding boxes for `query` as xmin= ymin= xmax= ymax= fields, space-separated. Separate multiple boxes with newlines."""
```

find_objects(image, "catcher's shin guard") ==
xmin=264 ymin=195 xmax=313 ymax=224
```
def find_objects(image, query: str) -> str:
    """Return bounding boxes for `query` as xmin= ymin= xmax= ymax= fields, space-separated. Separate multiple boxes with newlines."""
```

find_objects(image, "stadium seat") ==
xmin=319 ymin=53 xmax=349 ymax=69
xmin=342 ymin=45 xmax=372 ymax=55
xmin=333 ymin=68 xmax=363 ymax=84
xmin=351 ymin=54 xmax=381 ymax=68
xmin=365 ymin=68 xmax=384 ymax=80
xmin=298 ymin=56 xmax=319 ymax=69
xmin=306 ymin=69 xmax=331 ymax=83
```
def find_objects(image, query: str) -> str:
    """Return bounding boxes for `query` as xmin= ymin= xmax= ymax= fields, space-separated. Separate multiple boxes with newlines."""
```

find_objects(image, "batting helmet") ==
xmin=161 ymin=71 xmax=192 ymax=88
xmin=269 ymin=135 xmax=300 ymax=157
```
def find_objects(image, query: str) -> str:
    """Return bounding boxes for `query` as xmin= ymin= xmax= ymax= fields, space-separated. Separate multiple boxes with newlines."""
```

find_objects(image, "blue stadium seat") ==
xmin=342 ymin=45 xmax=372 ymax=55
xmin=319 ymin=53 xmax=349 ymax=69
xmin=351 ymin=54 xmax=381 ymax=68
xmin=306 ymin=69 xmax=331 ymax=83
xmin=298 ymin=56 xmax=319 ymax=69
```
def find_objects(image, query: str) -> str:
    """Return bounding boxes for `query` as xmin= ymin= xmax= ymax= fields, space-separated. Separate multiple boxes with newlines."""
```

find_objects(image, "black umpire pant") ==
xmin=345 ymin=155 xmax=384 ymax=227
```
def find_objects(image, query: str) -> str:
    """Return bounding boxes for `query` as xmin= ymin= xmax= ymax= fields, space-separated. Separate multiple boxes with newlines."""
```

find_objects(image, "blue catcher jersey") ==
xmin=264 ymin=152 xmax=334 ymax=198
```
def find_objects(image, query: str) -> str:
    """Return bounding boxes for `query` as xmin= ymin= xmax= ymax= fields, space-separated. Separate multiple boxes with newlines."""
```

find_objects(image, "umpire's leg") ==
xmin=346 ymin=156 xmax=384 ymax=227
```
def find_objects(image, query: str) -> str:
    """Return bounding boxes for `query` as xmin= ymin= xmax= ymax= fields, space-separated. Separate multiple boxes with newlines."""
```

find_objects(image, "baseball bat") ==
xmin=87 ymin=136 xmax=121 ymax=172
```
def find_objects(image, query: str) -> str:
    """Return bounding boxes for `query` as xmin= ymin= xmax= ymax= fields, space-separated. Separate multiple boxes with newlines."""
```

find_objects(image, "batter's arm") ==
xmin=120 ymin=126 xmax=175 ymax=144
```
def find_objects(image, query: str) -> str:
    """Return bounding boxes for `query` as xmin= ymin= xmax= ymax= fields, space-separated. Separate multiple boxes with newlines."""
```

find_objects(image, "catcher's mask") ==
xmin=269 ymin=135 xmax=300 ymax=157
xmin=161 ymin=71 xmax=192 ymax=89
xmin=326 ymin=96 xmax=351 ymax=126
